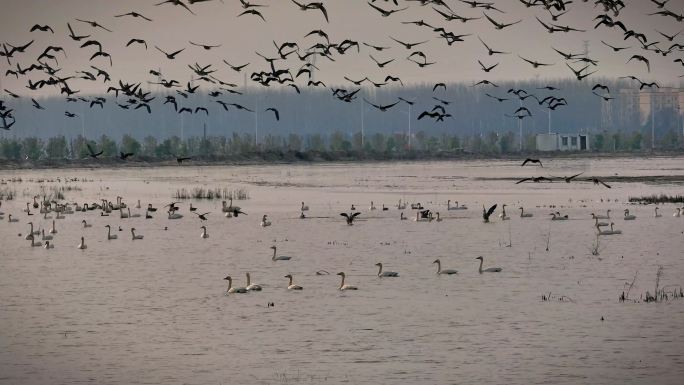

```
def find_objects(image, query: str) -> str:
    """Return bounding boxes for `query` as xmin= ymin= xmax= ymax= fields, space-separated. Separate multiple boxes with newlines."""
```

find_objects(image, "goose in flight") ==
xmin=521 ymin=158 xmax=543 ymax=167
xmin=433 ymin=259 xmax=457 ymax=275
xmin=245 ymin=273 xmax=262 ymax=291
xmin=375 ymin=263 xmax=399 ymax=277
xmin=336 ymin=272 xmax=358 ymax=290
xmin=340 ymin=212 xmax=361 ymax=225
xmin=284 ymin=274 xmax=303 ymax=290
xmin=476 ymin=256 xmax=502 ymax=273
xmin=224 ymin=276 xmax=247 ymax=293
xmin=270 ymin=246 xmax=291 ymax=261
xmin=482 ymin=204 xmax=497 ymax=222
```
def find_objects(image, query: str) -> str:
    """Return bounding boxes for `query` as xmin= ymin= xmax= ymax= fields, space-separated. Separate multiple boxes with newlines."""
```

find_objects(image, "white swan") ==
xmin=131 ymin=228 xmax=143 ymax=240
xmin=674 ymin=208 xmax=681 ymax=217
xmin=119 ymin=207 xmax=129 ymax=219
xmin=476 ymin=256 xmax=502 ymax=273
xmin=44 ymin=240 xmax=54 ymax=249
xmin=128 ymin=207 xmax=141 ymax=218
xmin=7 ymin=214 xmax=19 ymax=223
xmin=77 ymin=236 xmax=87 ymax=249
xmin=105 ymin=225 xmax=117 ymax=240
xmin=41 ymin=229 xmax=53 ymax=241
xmin=550 ymin=213 xmax=568 ymax=220
xmin=222 ymin=198 xmax=241 ymax=213
xmin=397 ymin=199 xmax=406 ymax=210
xmin=433 ymin=259 xmax=458 ymax=275
xmin=623 ymin=209 xmax=636 ymax=220
xmin=434 ymin=212 xmax=442 ymax=222
xmin=223 ymin=276 xmax=247 ymax=294
xmin=49 ymin=219 xmax=57 ymax=234
xmin=200 ymin=226 xmax=209 ymax=238
xmin=284 ymin=274 xmax=303 ymax=290
xmin=400 ymin=212 xmax=407 ymax=220
xmin=270 ymin=245 xmax=291 ymax=261
xmin=594 ymin=217 xmax=609 ymax=227
xmin=301 ymin=202 xmax=309 ymax=211
xmin=654 ymin=207 xmax=661 ymax=218
xmin=245 ymin=272 xmax=262 ymax=291
xmin=260 ymin=215 xmax=271 ymax=227
xmin=375 ymin=262 xmax=399 ymax=277
xmin=28 ymin=234 xmax=42 ymax=247
xmin=25 ymin=222 xmax=40 ymax=239
xmin=519 ymin=207 xmax=533 ymax=217
xmin=337 ymin=272 xmax=358 ymax=290
xmin=499 ymin=204 xmax=510 ymax=220
xmin=591 ymin=210 xmax=610 ymax=220
xmin=369 ymin=201 xmax=377 ymax=210
xmin=597 ymin=222 xmax=622 ymax=235
xmin=82 ymin=220 xmax=91 ymax=228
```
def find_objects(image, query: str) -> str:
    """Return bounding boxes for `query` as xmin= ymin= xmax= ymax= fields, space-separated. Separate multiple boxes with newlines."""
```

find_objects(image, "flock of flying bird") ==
xmin=1 ymin=0 xmax=683 ymax=139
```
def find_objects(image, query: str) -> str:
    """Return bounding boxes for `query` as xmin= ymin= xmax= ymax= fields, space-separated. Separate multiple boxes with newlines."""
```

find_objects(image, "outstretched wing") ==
xmin=351 ymin=212 xmax=362 ymax=218
xmin=486 ymin=204 xmax=497 ymax=217
xmin=340 ymin=213 xmax=350 ymax=219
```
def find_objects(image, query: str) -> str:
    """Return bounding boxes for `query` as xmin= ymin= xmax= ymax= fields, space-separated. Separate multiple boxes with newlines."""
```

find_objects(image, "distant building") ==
xmin=536 ymin=133 xmax=590 ymax=151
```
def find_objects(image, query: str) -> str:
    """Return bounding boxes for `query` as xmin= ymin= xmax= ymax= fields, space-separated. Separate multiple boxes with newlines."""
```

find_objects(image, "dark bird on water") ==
xmin=482 ymin=204 xmax=497 ymax=223
xmin=340 ymin=212 xmax=361 ymax=225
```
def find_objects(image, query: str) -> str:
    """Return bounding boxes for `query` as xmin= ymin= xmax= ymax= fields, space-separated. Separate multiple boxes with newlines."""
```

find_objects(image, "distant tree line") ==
xmin=1 ymin=127 xmax=681 ymax=162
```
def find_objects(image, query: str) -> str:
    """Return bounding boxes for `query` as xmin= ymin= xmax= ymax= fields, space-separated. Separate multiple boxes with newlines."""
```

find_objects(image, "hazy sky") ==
xmin=0 ymin=0 xmax=682 ymax=97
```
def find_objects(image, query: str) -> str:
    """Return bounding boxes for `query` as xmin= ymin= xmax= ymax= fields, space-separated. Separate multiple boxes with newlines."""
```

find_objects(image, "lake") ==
xmin=1 ymin=157 xmax=683 ymax=385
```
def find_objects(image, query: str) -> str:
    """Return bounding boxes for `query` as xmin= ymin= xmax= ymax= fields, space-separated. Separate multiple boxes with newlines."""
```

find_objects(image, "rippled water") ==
xmin=1 ymin=157 xmax=683 ymax=385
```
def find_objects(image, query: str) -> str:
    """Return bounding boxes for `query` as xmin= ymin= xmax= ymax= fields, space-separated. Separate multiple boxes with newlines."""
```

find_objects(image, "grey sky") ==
xmin=0 ymin=0 xmax=682 ymax=97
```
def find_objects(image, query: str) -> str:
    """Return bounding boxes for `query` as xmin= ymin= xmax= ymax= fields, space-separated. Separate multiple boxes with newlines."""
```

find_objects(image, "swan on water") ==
xmin=8 ymin=214 xmax=18 ymax=223
xmin=623 ymin=209 xmax=636 ymax=220
xmin=382 ymin=204 xmax=389 ymax=211
xmin=594 ymin=217 xmax=609 ymax=227
xmin=400 ymin=212 xmax=407 ymax=220
xmin=299 ymin=211 xmax=306 ymax=219
xmin=654 ymin=207 xmax=661 ymax=218
xmin=128 ymin=207 xmax=140 ymax=218
xmin=375 ymin=262 xmax=399 ymax=277
xmin=82 ymin=220 xmax=91 ymax=228
xmin=369 ymin=201 xmax=377 ymax=210
xmin=597 ymin=222 xmax=622 ymax=235
xmin=499 ymin=204 xmax=510 ymax=220
xmin=119 ymin=207 xmax=129 ymax=219
xmin=224 ymin=276 xmax=247 ymax=294
xmin=270 ymin=245 xmax=291 ymax=261
xmin=674 ymin=208 xmax=681 ymax=217
xmin=336 ymin=272 xmax=358 ymax=290
xmin=25 ymin=222 xmax=40 ymax=239
xmin=44 ymin=240 xmax=54 ymax=249
xmin=519 ymin=207 xmax=533 ymax=217
xmin=245 ymin=273 xmax=262 ymax=291
xmin=77 ymin=236 xmax=87 ymax=249
xmin=434 ymin=212 xmax=443 ymax=222
xmin=284 ymin=274 xmax=303 ymax=290
xmin=135 ymin=200 xmax=141 ymax=209
xmin=397 ymin=199 xmax=406 ymax=210
xmin=222 ymin=199 xmax=241 ymax=213
xmin=476 ymin=256 xmax=502 ymax=273
xmin=340 ymin=212 xmax=361 ymax=225
xmin=41 ymin=229 xmax=52 ymax=241
xmin=131 ymin=228 xmax=144 ymax=240
xmin=167 ymin=211 xmax=183 ymax=219
xmin=105 ymin=225 xmax=117 ymax=240
xmin=413 ymin=211 xmax=428 ymax=222
xmin=301 ymin=202 xmax=309 ymax=211
xmin=260 ymin=215 xmax=271 ymax=227
xmin=433 ymin=259 xmax=458 ymax=275
xmin=27 ymin=234 xmax=42 ymax=247
xmin=49 ymin=219 xmax=57 ymax=234
xmin=146 ymin=210 xmax=153 ymax=219
xmin=550 ymin=212 xmax=568 ymax=220
xmin=200 ymin=226 xmax=209 ymax=238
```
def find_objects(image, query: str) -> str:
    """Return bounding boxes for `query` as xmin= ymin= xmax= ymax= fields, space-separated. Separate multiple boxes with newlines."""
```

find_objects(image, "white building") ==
xmin=536 ymin=133 xmax=590 ymax=151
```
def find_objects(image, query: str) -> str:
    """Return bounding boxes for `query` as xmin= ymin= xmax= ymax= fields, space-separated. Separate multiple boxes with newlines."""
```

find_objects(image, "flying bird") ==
xmin=521 ymin=158 xmax=543 ymax=167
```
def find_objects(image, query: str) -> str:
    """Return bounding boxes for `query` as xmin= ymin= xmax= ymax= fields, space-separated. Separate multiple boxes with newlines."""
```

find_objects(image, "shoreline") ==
xmin=1 ymin=150 xmax=683 ymax=171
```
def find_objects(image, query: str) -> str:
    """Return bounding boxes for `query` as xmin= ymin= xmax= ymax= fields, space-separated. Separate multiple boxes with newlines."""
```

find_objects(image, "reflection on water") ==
xmin=1 ymin=157 xmax=683 ymax=385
